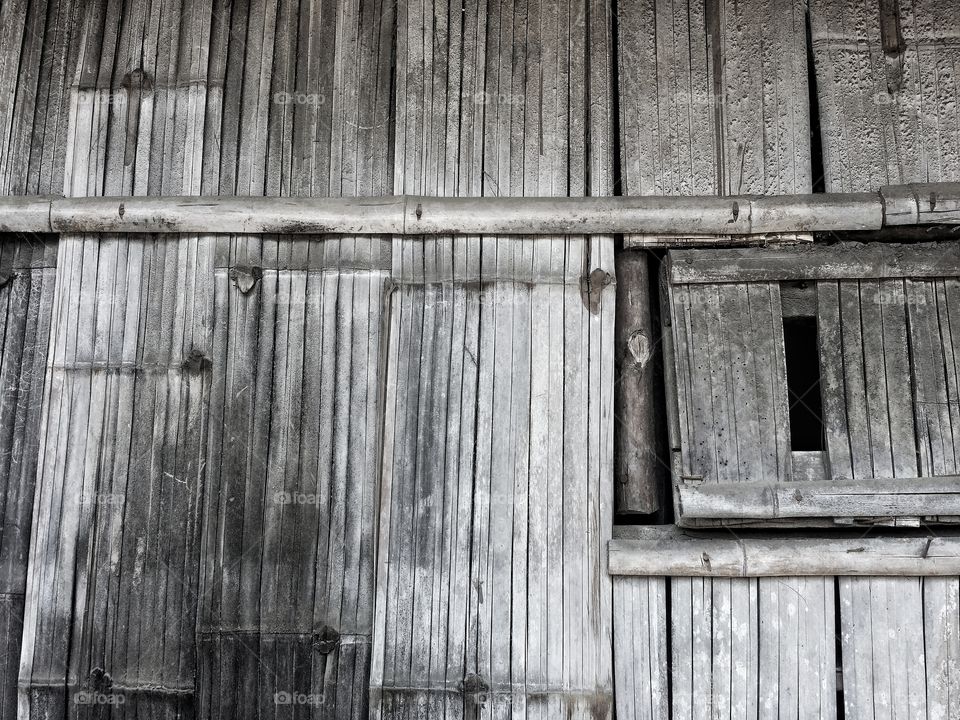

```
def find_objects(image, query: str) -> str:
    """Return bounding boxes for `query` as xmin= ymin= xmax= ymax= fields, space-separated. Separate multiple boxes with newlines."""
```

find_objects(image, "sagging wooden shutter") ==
xmin=667 ymin=281 xmax=791 ymax=486
xmin=664 ymin=242 xmax=960 ymax=526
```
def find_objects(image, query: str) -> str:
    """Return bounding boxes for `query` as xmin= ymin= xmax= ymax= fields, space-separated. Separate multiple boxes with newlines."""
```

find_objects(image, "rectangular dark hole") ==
xmin=783 ymin=315 xmax=825 ymax=451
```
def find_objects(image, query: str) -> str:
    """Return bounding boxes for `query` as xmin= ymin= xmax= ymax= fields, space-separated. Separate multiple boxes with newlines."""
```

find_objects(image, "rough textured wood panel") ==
xmin=617 ymin=0 xmax=811 ymax=248
xmin=618 ymin=0 xmax=811 ymax=197
xmin=612 ymin=578 xmax=668 ymax=720
xmin=811 ymin=0 xmax=960 ymax=192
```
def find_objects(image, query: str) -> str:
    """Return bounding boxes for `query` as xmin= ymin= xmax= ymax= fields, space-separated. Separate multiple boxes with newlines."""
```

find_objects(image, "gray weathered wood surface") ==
xmin=811 ymin=1 xmax=960 ymax=716
xmin=0 ymin=240 xmax=56 ymax=720
xmin=614 ymin=1 xmax=835 ymax=717
xmin=811 ymin=0 xmax=960 ymax=192
xmin=370 ymin=0 xmax=615 ymax=716
xmin=611 ymin=526 xmax=960 ymax=577
xmin=615 ymin=252 xmax=663 ymax=514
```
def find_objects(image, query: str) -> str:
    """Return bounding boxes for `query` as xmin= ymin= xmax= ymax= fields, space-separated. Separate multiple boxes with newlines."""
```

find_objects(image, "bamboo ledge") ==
xmin=0 ymin=182 xmax=958 ymax=236
xmin=609 ymin=525 xmax=960 ymax=577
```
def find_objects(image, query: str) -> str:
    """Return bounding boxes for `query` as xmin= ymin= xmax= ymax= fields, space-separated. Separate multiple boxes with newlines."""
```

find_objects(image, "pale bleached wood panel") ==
xmin=669 ymin=280 xmax=790 ymax=487
xmin=613 ymin=577 xmax=668 ymax=720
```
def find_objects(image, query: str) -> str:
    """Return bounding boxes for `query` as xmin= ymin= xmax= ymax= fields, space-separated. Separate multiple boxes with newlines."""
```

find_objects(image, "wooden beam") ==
xmin=615 ymin=252 xmax=663 ymax=514
xmin=669 ymin=241 xmax=960 ymax=284
xmin=609 ymin=525 xmax=960 ymax=577
xmin=677 ymin=476 xmax=960 ymax=523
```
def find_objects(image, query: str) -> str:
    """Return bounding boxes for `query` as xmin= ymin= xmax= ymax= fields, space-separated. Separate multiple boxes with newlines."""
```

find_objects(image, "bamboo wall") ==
xmin=0 ymin=0 xmax=957 ymax=719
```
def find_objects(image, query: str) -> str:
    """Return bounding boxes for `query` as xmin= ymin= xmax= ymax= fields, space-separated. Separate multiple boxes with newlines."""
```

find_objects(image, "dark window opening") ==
xmin=783 ymin=316 xmax=825 ymax=451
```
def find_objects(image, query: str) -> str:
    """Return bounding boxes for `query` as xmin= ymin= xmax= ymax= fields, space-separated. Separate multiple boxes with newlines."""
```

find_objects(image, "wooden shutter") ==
xmin=665 ymin=243 xmax=960 ymax=526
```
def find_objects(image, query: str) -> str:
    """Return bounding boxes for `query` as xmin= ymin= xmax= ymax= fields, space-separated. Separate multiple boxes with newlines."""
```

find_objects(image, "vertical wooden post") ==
xmin=614 ymin=250 xmax=664 ymax=514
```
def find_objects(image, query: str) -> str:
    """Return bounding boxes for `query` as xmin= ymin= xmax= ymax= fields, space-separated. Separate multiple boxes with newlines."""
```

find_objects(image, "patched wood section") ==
xmin=810 ymin=0 xmax=960 ymax=192
xmin=199 ymin=258 xmax=387 ymax=715
xmin=21 ymin=231 xmax=215 ymax=719
xmin=375 ymin=241 xmax=615 ymax=719
xmin=18 ymin=0 xmax=217 ymax=717
xmin=0 ymin=240 xmax=56 ymax=720
xmin=0 ymin=0 xmax=84 ymax=195
xmin=198 ymin=244 xmax=389 ymax=720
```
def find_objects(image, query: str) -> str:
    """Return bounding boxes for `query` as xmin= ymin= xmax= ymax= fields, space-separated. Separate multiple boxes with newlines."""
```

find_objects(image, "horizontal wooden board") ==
xmin=669 ymin=242 xmax=960 ymax=284
xmin=611 ymin=526 xmax=960 ymax=576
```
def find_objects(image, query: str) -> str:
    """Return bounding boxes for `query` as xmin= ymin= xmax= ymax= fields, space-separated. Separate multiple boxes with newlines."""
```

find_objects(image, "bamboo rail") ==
xmin=0 ymin=183 xmax=958 ymax=236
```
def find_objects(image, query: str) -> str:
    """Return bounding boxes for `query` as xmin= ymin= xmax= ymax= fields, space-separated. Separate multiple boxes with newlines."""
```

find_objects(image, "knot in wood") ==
xmin=230 ymin=265 xmax=263 ymax=294
xmin=460 ymin=673 xmax=488 ymax=697
xmin=312 ymin=625 xmax=340 ymax=654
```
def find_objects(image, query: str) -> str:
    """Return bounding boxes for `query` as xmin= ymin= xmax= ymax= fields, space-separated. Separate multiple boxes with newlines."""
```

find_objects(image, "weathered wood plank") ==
xmin=615 ymin=252 xmax=663 ymax=513
xmin=372 ymin=0 xmax=614 ymax=716
xmin=670 ymin=242 xmax=960 ymax=284
xmin=611 ymin=526 xmax=960 ymax=577
xmin=679 ymin=476 xmax=960 ymax=523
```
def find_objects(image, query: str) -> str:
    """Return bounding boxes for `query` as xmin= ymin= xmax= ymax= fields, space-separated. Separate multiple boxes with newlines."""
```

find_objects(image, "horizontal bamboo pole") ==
xmin=609 ymin=525 xmax=960 ymax=577
xmin=0 ymin=182 xmax=957 ymax=236
xmin=677 ymin=476 xmax=960 ymax=523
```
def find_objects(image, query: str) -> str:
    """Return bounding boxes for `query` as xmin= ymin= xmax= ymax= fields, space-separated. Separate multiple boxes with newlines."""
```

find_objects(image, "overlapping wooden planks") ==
xmin=18 ymin=3 xmax=217 ymax=717
xmin=812 ymin=2 xmax=960 ymax=715
xmin=14 ymin=0 xmax=395 ymax=717
xmin=371 ymin=0 xmax=615 ymax=716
